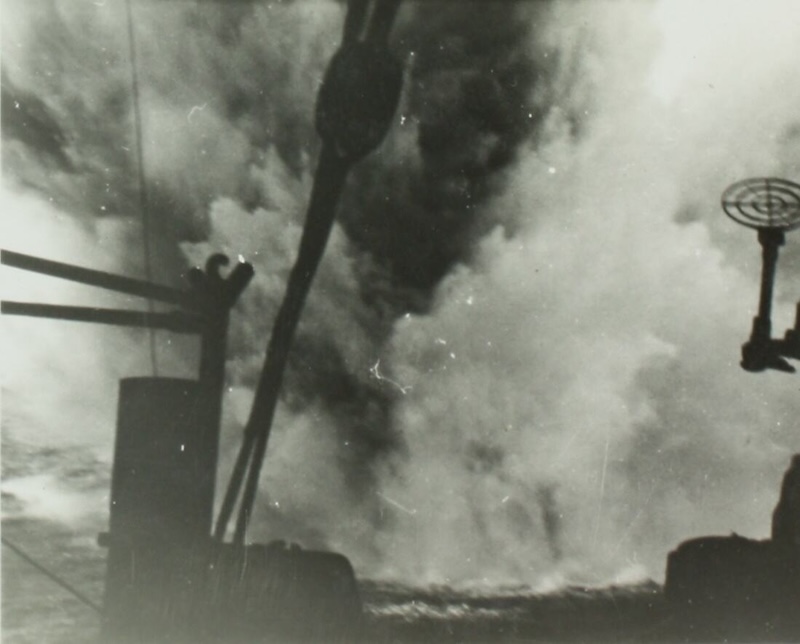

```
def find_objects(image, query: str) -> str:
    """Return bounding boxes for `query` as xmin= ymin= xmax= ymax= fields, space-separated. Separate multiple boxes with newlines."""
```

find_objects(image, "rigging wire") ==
xmin=213 ymin=0 xmax=370 ymax=544
xmin=216 ymin=0 xmax=404 ymax=545
xmin=124 ymin=0 xmax=159 ymax=376
xmin=213 ymin=0 xmax=374 ymax=543
xmin=2 ymin=536 xmax=102 ymax=613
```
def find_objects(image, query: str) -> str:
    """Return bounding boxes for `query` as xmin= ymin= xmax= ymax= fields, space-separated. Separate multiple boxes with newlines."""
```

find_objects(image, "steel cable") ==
xmin=2 ymin=536 xmax=102 ymax=613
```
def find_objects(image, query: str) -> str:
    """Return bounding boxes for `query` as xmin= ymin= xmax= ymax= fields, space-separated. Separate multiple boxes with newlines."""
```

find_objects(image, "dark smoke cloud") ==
xmin=340 ymin=2 xmax=564 ymax=308
xmin=2 ymin=70 xmax=73 ymax=173
xmin=3 ymin=1 xmax=340 ymax=278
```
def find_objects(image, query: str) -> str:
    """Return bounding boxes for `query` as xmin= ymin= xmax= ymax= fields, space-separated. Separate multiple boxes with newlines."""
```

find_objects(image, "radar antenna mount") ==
xmin=722 ymin=178 xmax=800 ymax=373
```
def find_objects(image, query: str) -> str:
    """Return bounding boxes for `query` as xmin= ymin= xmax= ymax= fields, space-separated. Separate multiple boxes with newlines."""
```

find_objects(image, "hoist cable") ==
xmin=212 ymin=0 xmax=376 ymax=543
xmin=232 ymin=149 xmax=350 ymax=544
xmin=365 ymin=0 xmax=402 ymax=44
xmin=227 ymin=0 xmax=403 ymax=545
xmin=343 ymin=0 xmax=369 ymax=42
xmin=125 ymin=0 xmax=159 ymax=376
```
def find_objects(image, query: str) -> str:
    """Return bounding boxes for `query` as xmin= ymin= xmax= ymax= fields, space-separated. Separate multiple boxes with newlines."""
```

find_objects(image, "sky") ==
xmin=2 ymin=0 xmax=800 ymax=588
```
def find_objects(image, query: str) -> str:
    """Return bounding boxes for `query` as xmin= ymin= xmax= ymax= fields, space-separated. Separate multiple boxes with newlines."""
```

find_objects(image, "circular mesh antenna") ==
xmin=722 ymin=178 xmax=800 ymax=231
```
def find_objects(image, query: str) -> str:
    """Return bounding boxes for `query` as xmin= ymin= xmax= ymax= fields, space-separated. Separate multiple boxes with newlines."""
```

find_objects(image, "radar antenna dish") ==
xmin=721 ymin=177 xmax=800 ymax=231
xmin=721 ymin=177 xmax=800 ymax=373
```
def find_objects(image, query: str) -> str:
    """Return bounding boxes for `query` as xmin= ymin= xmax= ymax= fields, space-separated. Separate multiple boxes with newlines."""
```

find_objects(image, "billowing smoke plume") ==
xmin=3 ymin=0 xmax=800 ymax=588
xmin=370 ymin=0 xmax=800 ymax=585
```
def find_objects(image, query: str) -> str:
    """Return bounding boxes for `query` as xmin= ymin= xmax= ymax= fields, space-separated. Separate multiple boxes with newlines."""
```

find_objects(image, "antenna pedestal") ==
xmin=722 ymin=178 xmax=800 ymax=374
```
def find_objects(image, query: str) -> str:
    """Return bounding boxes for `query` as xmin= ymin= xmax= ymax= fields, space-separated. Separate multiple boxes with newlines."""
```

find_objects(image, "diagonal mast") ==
xmin=214 ymin=0 xmax=404 ymax=544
